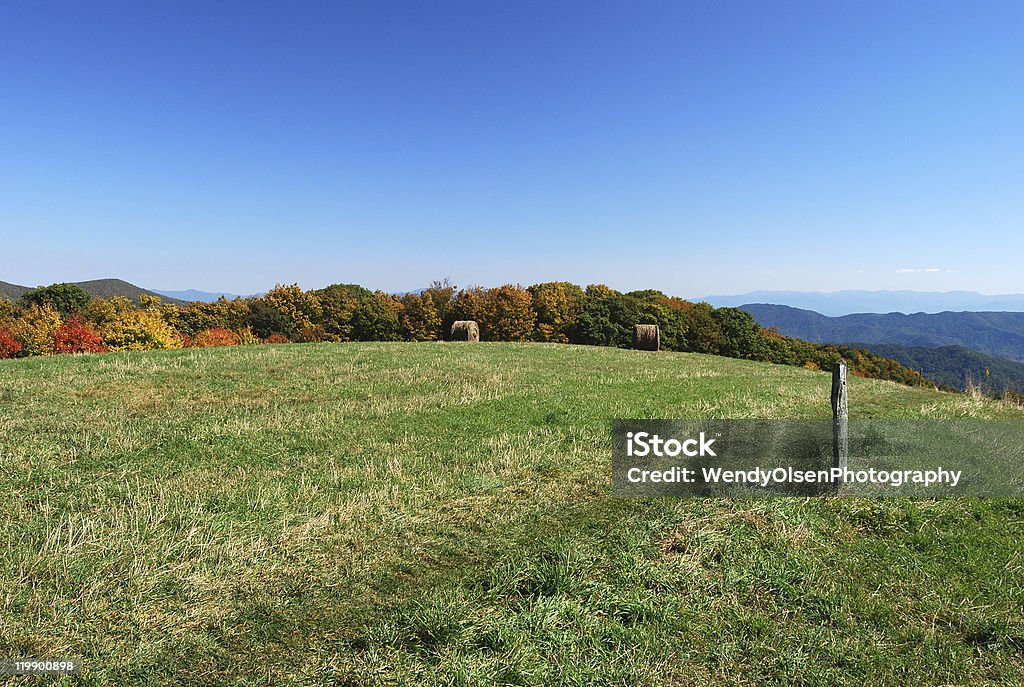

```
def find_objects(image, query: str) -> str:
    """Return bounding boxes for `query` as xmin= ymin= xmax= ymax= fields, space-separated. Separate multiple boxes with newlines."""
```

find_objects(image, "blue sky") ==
xmin=2 ymin=1 xmax=1022 ymax=296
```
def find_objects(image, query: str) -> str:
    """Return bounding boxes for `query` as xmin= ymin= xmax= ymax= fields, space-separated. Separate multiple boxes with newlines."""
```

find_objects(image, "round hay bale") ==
xmin=633 ymin=324 xmax=660 ymax=351
xmin=450 ymin=320 xmax=480 ymax=342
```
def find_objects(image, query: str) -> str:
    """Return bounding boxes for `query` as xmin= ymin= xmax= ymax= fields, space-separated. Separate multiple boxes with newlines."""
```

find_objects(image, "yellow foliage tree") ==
xmin=264 ymin=284 xmax=322 ymax=337
xmin=528 ymin=282 xmax=584 ymax=343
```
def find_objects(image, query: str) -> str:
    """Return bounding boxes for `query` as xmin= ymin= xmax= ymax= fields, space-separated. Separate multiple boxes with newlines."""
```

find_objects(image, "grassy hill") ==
xmin=742 ymin=303 xmax=1024 ymax=362
xmin=2 ymin=343 xmax=1022 ymax=685
xmin=0 ymin=278 xmax=185 ymax=304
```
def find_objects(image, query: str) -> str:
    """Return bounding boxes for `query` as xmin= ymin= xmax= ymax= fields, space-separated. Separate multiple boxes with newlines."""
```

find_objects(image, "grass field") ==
xmin=2 ymin=342 xmax=1023 ymax=685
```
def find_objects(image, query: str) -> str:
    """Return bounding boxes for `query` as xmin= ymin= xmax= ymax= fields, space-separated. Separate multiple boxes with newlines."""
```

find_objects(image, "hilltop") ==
xmin=0 ymin=278 xmax=185 ymax=304
xmin=2 ymin=342 xmax=1021 ymax=685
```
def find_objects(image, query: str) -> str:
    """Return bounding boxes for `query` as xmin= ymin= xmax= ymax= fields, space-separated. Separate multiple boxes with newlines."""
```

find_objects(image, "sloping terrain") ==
xmin=855 ymin=343 xmax=1024 ymax=392
xmin=0 ymin=280 xmax=31 ymax=302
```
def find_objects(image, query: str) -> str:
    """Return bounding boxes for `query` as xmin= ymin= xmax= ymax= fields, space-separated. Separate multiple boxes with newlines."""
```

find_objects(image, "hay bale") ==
xmin=450 ymin=320 xmax=480 ymax=342
xmin=633 ymin=324 xmax=660 ymax=351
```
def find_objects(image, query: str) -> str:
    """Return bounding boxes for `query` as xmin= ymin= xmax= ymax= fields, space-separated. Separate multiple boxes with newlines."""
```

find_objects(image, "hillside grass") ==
xmin=1 ymin=342 xmax=1022 ymax=685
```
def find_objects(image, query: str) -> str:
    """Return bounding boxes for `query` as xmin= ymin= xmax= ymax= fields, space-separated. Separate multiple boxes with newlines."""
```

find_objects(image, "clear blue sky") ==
xmin=2 ymin=1 xmax=1022 ymax=296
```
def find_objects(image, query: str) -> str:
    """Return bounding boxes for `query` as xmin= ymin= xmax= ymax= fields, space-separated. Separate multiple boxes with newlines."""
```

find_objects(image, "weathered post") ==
xmin=831 ymin=363 xmax=848 ymax=476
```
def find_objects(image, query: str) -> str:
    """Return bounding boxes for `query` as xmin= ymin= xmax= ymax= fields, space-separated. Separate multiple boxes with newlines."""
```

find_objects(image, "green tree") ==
xmin=352 ymin=293 xmax=401 ymax=341
xmin=711 ymin=307 xmax=767 ymax=360
xmin=575 ymin=284 xmax=630 ymax=347
xmin=315 ymin=284 xmax=372 ymax=341
xmin=18 ymin=283 xmax=91 ymax=316
xmin=245 ymin=300 xmax=296 ymax=340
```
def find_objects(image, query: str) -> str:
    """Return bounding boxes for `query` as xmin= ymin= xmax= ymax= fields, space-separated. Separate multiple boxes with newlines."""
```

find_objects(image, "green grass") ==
xmin=1 ymin=342 xmax=1022 ymax=685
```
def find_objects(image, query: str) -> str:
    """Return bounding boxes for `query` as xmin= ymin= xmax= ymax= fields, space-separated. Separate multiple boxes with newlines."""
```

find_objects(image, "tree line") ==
xmin=0 ymin=280 xmax=941 ymax=389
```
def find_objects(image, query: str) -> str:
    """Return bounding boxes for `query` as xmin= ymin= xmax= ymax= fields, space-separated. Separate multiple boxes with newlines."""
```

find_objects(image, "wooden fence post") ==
xmin=832 ymin=363 xmax=848 ymax=476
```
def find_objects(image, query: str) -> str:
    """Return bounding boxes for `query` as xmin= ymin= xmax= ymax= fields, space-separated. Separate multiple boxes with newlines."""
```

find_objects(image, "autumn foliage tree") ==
xmin=399 ymin=292 xmax=441 ymax=341
xmin=264 ymin=284 xmax=322 ymax=339
xmin=529 ymin=281 xmax=584 ymax=343
xmin=481 ymin=285 xmax=535 ymax=341
xmin=163 ymin=298 xmax=249 ymax=337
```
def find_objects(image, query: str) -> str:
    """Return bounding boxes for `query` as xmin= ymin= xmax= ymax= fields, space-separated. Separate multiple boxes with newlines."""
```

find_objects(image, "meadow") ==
xmin=1 ymin=342 xmax=1022 ymax=685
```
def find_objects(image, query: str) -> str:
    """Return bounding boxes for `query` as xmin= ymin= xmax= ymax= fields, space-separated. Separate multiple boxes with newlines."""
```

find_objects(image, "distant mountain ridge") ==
xmin=0 ymin=279 xmax=185 ymax=305
xmin=741 ymin=303 xmax=1024 ymax=363
xmin=152 ymin=289 xmax=259 ymax=303
xmin=700 ymin=290 xmax=1024 ymax=316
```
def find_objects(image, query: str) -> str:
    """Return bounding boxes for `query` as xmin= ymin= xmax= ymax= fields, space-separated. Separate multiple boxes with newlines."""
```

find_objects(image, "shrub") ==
xmin=192 ymin=328 xmax=242 ymax=348
xmin=103 ymin=310 xmax=182 ymax=351
xmin=0 ymin=326 xmax=22 ymax=358
xmin=53 ymin=316 xmax=107 ymax=354
xmin=264 ymin=333 xmax=290 ymax=344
